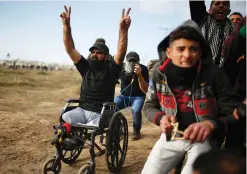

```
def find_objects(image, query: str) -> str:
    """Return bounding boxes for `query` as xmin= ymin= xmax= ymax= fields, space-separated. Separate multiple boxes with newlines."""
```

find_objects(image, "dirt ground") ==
xmin=0 ymin=67 xmax=161 ymax=174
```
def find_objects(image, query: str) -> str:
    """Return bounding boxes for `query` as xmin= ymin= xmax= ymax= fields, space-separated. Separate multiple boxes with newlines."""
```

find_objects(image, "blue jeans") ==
xmin=114 ymin=95 xmax=145 ymax=131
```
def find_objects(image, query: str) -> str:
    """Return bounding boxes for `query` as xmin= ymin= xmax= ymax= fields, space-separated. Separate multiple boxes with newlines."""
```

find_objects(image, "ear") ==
xmin=227 ymin=9 xmax=231 ymax=16
xmin=166 ymin=47 xmax=172 ymax=60
xmin=104 ymin=54 xmax=109 ymax=60
xmin=208 ymin=9 xmax=212 ymax=14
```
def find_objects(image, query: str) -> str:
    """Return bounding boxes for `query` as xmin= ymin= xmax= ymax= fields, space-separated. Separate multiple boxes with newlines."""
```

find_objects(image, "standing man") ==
xmin=189 ymin=0 xmax=234 ymax=67
xmin=223 ymin=16 xmax=246 ymax=156
xmin=229 ymin=12 xmax=243 ymax=29
xmin=115 ymin=51 xmax=149 ymax=140
xmin=60 ymin=6 xmax=132 ymax=126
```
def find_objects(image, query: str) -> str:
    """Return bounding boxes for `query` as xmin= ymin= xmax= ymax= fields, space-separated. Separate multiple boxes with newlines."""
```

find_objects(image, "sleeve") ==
xmin=189 ymin=0 xmax=207 ymax=27
xmin=212 ymin=67 xmax=242 ymax=133
xmin=74 ymin=55 xmax=90 ymax=77
xmin=240 ymin=25 xmax=246 ymax=38
xmin=110 ymin=57 xmax=122 ymax=80
xmin=142 ymin=65 xmax=150 ymax=83
xmin=143 ymin=68 xmax=165 ymax=126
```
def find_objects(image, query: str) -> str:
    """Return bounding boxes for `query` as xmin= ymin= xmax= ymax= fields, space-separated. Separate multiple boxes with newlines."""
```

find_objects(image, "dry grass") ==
xmin=0 ymin=66 xmax=160 ymax=174
xmin=0 ymin=67 xmax=81 ymax=90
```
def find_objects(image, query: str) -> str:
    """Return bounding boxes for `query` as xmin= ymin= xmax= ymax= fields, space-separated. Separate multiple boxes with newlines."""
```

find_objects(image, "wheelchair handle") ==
xmin=66 ymin=99 xmax=80 ymax=103
xmin=103 ymin=102 xmax=116 ymax=107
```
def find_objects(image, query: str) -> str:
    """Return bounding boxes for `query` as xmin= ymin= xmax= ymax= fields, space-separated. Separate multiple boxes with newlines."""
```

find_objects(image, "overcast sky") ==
xmin=0 ymin=0 xmax=246 ymax=65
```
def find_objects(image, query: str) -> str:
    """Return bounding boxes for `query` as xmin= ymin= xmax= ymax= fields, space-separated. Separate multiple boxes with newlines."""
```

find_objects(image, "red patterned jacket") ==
xmin=143 ymin=58 xmax=241 ymax=134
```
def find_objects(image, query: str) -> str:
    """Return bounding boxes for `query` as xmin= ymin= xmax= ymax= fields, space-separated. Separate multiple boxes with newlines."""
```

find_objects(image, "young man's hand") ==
xmin=160 ymin=115 xmax=176 ymax=134
xmin=60 ymin=6 xmax=71 ymax=26
xmin=183 ymin=120 xmax=214 ymax=144
xmin=233 ymin=99 xmax=246 ymax=120
xmin=120 ymin=8 xmax=131 ymax=31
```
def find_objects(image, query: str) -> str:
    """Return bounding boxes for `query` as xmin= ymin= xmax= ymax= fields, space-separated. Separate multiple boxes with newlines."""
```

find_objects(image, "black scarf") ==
xmin=88 ymin=59 xmax=106 ymax=71
xmin=166 ymin=62 xmax=198 ymax=88
xmin=201 ymin=15 xmax=234 ymax=67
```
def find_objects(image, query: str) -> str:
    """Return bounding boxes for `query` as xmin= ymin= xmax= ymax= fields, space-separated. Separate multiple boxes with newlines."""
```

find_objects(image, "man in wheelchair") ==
xmin=60 ymin=6 xmax=131 ymax=126
xmin=42 ymin=6 xmax=132 ymax=174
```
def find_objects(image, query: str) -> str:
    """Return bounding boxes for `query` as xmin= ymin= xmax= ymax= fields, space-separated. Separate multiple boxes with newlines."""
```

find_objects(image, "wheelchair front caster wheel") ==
xmin=43 ymin=158 xmax=61 ymax=174
xmin=77 ymin=164 xmax=91 ymax=174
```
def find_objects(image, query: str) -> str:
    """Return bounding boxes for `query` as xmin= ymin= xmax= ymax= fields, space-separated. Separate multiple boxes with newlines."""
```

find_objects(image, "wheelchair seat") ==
xmin=60 ymin=99 xmax=116 ymax=130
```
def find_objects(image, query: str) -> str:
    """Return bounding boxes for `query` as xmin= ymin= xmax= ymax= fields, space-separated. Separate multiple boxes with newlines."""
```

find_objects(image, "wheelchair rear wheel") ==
xmin=105 ymin=112 xmax=128 ymax=173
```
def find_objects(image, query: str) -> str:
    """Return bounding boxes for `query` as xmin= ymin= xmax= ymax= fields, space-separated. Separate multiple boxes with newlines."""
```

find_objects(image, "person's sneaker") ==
xmin=131 ymin=130 xmax=141 ymax=141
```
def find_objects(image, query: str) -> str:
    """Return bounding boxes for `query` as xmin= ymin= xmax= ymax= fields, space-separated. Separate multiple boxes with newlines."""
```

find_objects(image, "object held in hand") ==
xmin=237 ymin=103 xmax=246 ymax=118
xmin=171 ymin=122 xmax=184 ymax=141
xmin=237 ymin=55 xmax=245 ymax=63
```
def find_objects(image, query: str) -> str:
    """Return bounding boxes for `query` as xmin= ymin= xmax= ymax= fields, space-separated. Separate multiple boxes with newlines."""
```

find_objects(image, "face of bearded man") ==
xmin=89 ymin=49 xmax=107 ymax=70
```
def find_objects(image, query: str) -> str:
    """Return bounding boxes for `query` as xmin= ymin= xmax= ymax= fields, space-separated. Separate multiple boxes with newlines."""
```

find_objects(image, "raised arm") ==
xmin=114 ymin=8 xmax=131 ymax=65
xmin=189 ymin=0 xmax=207 ymax=27
xmin=60 ymin=6 xmax=81 ymax=63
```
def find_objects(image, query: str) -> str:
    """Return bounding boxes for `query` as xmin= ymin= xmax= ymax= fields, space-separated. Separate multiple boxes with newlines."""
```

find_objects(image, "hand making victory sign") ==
xmin=120 ymin=8 xmax=131 ymax=31
xmin=60 ymin=6 xmax=71 ymax=26
xmin=114 ymin=7 xmax=132 ymax=65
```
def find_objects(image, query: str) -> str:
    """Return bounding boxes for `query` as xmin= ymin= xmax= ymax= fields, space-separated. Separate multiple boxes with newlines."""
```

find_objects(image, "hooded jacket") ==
xmin=144 ymin=20 xmax=241 ymax=135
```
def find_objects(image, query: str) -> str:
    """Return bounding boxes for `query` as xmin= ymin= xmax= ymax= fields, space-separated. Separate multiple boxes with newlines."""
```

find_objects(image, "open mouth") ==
xmin=181 ymin=62 xmax=192 ymax=66
xmin=217 ymin=11 xmax=225 ymax=16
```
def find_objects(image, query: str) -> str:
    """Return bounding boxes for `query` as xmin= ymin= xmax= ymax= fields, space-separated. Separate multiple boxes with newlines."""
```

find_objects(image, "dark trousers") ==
xmin=225 ymin=118 xmax=246 ymax=156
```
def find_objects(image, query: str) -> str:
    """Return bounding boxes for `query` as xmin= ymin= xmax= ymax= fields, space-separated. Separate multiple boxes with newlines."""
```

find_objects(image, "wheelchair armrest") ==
xmin=103 ymin=102 xmax=116 ymax=107
xmin=66 ymin=99 xmax=80 ymax=103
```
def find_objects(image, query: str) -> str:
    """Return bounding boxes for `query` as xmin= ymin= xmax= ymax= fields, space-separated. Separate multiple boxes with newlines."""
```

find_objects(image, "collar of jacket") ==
xmin=158 ymin=58 xmax=202 ymax=73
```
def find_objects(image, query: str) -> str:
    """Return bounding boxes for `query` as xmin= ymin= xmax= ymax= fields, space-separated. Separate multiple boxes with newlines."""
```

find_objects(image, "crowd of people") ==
xmin=59 ymin=0 xmax=246 ymax=173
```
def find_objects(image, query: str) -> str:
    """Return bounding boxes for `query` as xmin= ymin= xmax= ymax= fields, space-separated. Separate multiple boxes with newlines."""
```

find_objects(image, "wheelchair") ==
xmin=42 ymin=99 xmax=128 ymax=174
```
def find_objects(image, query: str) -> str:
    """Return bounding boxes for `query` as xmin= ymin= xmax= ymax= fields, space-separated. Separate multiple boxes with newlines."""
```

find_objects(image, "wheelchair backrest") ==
xmin=99 ymin=103 xmax=116 ymax=129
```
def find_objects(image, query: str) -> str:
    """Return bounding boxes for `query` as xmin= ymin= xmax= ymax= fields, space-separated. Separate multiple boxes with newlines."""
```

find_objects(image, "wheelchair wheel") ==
xmin=62 ymin=147 xmax=83 ymax=164
xmin=105 ymin=112 xmax=128 ymax=173
xmin=62 ymin=130 xmax=85 ymax=164
xmin=77 ymin=164 xmax=90 ymax=174
xmin=43 ymin=158 xmax=61 ymax=174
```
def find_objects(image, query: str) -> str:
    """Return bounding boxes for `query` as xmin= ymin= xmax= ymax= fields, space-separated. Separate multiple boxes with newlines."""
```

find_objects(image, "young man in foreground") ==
xmin=142 ymin=20 xmax=241 ymax=174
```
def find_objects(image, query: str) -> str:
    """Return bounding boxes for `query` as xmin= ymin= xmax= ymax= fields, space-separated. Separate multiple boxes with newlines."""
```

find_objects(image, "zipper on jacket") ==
xmin=158 ymin=69 xmax=178 ymax=117
xmin=192 ymin=73 xmax=200 ymax=123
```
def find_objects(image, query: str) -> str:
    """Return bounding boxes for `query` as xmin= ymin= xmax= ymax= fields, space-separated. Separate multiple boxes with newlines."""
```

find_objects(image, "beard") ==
xmin=88 ymin=57 xmax=106 ymax=70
